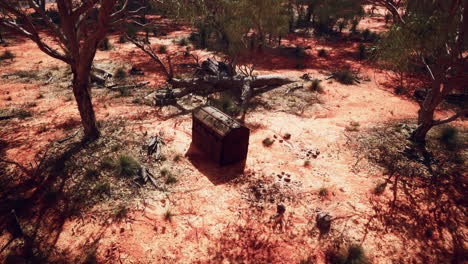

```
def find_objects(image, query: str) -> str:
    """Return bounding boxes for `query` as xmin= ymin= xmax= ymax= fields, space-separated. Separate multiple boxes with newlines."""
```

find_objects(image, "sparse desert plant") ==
xmin=160 ymin=168 xmax=170 ymax=177
xmin=165 ymin=175 xmax=178 ymax=184
xmin=394 ymin=85 xmax=406 ymax=95
xmin=114 ymin=67 xmax=127 ymax=80
xmin=0 ymin=50 xmax=14 ymax=61
xmin=85 ymin=167 xmax=99 ymax=178
xmin=118 ymin=35 xmax=127 ymax=43
xmin=318 ymin=49 xmax=328 ymax=57
xmin=304 ymin=160 xmax=311 ymax=167
xmin=36 ymin=93 xmax=44 ymax=99
xmin=95 ymin=182 xmax=111 ymax=196
xmin=15 ymin=109 xmax=32 ymax=119
xmin=101 ymin=156 xmax=115 ymax=169
xmin=178 ymin=37 xmax=188 ymax=46
xmin=12 ymin=70 xmax=39 ymax=79
xmin=326 ymin=243 xmax=369 ymax=264
xmin=333 ymin=69 xmax=356 ymax=85
xmin=117 ymin=155 xmax=140 ymax=177
xmin=164 ymin=210 xmax=172 ymax=222
xmin=118 ymin=86 xmax=131 ymax=97
xmin=373 ymin=182 xmax=386 ymax=195
xmin=262 ymin=137 xmax=275 ymax=147
xmin=318 ymin=187 xmax=328 ymax=197
xmin=173 ymin=154 xmax=182 ymax=162
xmin=158 ymin=45 xmax=167 ymax=54
xmin=114 ymin=204 xmax=129 ymax=219
xmin=98 ymin=37 xmax=113 ymax=51
xmin=310 ymin=79 xmax=324 ymax=93
xmin=439 ymin=126 xmax=459 ymax=147
xmin=37 ymin=124 xmax=48 ymax=134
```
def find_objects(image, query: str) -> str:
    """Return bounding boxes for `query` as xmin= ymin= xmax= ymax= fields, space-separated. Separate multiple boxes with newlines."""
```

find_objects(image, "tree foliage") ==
xmin=378 ymin=0 xmax=467 ymax=142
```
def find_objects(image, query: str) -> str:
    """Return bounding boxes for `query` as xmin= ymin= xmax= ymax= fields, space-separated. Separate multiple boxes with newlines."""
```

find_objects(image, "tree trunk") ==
xmin=72 ymin=73 xmax=100 ymax=141
xmin=411 ymin=102 xmax=436 ymax=143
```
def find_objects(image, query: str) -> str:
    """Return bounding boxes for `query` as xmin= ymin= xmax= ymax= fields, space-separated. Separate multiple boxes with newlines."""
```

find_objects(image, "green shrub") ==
xmin=439 ymin=126 xmax=459 ymax=146
xmin=117 ymin=155 xmax=140 ymax=177
xmin=114 ymin=67 xmax=127 ymax=80
xmin=158 ymin=45 xmax=167 ymax=54
xmin=373 ymin=182 xmax=386 ymax=195
xmin=85 ymin=167 xmax=99 ymax=178
xmin=0 ymin=50 xmax=14 ymax=61
xmin=16 ymin=109 xmax=32 ymax=119
xmin=173 ymin=154 xmax=182 ymax=162
xmin=165 ymin=175 xmax=178 ymax=184
xmin=114 ymin=204 xmax=129 ymax=219
xmin=118 ymin=35 xmax=127 ymax=43
xmin=318 ymin=187 xmax=328 ymax=197
xmin=318 ymin=49 xmax=328 ymax=57
xmin=98 ymin=37 xmax=113 ymax=51
xmin=394 ymin=85 xmax=406 ymax=95
xmin=95 ymin=182 xmax=111 ymax=196
xmin=178 ymin=38 xmax=188 ymax=46
xmin=326 ymin=244 xmax=369 ymax=264
xmin=101 ymin=156 xmax=115 ymax=169
xmin=164 ymin=210 xmax=172 ymax=222
xmin=262 ymin=137 xmax=275 ymax=147
xmin=118 ymin=86 xmax=131 ymax=97
xmin=333 ymin=69 xmax=356 ymax=85
xmin=310 ymin=79 xmax=323 ymax=93
xmin=160 ymin=168 xmax=170 ymax=177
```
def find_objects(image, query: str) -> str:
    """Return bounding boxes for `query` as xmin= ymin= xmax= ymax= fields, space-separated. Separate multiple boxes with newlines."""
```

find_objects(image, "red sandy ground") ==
xmin=0 ymin=10 xmax=466 ymax=264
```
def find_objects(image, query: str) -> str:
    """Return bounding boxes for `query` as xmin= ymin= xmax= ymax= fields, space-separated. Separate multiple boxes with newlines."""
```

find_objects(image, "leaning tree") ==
xmin=378 ymin=0 xmax=467 ymax=143
xmin=0 ymin=0 xmax=133 ymax=140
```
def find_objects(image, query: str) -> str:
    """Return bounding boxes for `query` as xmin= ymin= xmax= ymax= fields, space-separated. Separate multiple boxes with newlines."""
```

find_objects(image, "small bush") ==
xmin=164 ymin=210 xmax=172 ymax=222
xmin=117 ymin=155 xmax=140 ymax=177
xmin=118 ymin=86 xmax=131 ymax=97
xmin=333 ymin=69 xmax=356 ymax=85
xmin=98 ymin=37 xmax=113 ymax=51
xmin=165 ymin=175 xmax=178 ymax=184
xmin=85 ymin=167 xmax=99 ymax=178
xmin=318 ymin=187 xmax=328 ymax=197
xmin=318 ymin=49 xmax=328 ymax=57
xmin=0 ymin=50 xmax=14 ymax=61
xmin=178 ymin=38 xmax=188 ymax=46
xmin=125 ymin=23 xmax=138 ymax=38
xmin=158 ymin=45 xmax=167 ymax=54
xmin=373 ymin=182 xmax=386 ymax=195
xmin=16 ymin=109 xmax=32 ymax=119
xmin=101 ymin=156 xmax=115 ymax=169
xmin=439 ymin=126 xmax=459 ymax=146
xmin=394 ymin=85 xmax=406 ymax=95
xmin=304 ymin=160 xmax=311 ymax=167
xmin=310 ymin=79 xmax=324 ymax=93
xmin=114 ymin=67 xmax=127 ymax=80
xmin=262 ymin=137 xmax=275 ymax=147
xmin=118 ymin=35 xmax=127 ymax=43
xmin=326 ymin=243 xmax=369 ymax=264
xmin=114 ymin=204 xmax=129 ymax=219
xmin=173 ymin=154 xmax=182 ymax=162
xmin=95 ymin=182 xmax=111 ymax=196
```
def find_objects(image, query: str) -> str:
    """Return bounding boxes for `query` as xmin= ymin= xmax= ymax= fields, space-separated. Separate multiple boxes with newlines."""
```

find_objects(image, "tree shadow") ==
xmin=358 ymin=124 xmax=467 ymax=264
xmin=0 ymin=135 xmax=128 ymax=263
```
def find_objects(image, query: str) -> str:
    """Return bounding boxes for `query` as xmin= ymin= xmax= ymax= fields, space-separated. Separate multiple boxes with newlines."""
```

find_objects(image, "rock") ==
xmin=277 ymin=204 xmax=286 ymax=215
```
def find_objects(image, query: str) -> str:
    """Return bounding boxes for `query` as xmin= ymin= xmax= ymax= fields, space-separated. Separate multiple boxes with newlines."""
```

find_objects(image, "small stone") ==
xmin=284 ymin=178 xmax=291 ymax=183
xmin=120 ymin=227 xmax=125 ymax=233
xmin=279 ymin=140 xmax=283 ymax=143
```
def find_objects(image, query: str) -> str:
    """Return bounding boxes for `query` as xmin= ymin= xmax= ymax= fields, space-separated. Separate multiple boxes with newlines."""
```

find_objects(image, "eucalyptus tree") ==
xmin=378 ymin=0 xmax=467 ymax=143
xmin=0 ymin=0 xmax=133 ymax=140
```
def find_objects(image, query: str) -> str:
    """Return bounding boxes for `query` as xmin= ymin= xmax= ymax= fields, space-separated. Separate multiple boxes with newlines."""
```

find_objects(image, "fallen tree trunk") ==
xmin=106 ymin=81 xmax=150 ymax=90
